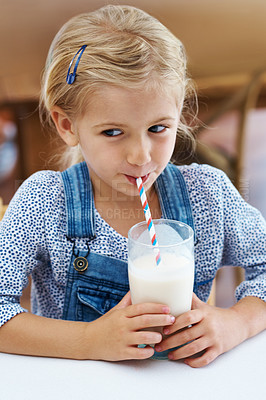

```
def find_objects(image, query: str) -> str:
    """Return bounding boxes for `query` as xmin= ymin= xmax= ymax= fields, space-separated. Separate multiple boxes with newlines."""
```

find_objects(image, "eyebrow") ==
xmin=151 ymin=116 xmax=177 ymax=124
xmin=93 ymin=122 xmax=128 ymax=129
xmin=93 ymin=116 xmax=176 ymax=129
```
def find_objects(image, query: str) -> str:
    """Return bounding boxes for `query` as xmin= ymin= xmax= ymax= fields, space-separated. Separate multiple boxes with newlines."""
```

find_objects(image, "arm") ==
xmin=154 ymin=294 xmax=266 ymax=367
xmin=0 ymin=292 xmax=175 ymax=361
xmin=0 ymin=173 xmax=51 ymax=328
xmin=1 ymin=175 xmax=176 ymax=360
xmin=155 ymin=168 xmax=266 ymax=367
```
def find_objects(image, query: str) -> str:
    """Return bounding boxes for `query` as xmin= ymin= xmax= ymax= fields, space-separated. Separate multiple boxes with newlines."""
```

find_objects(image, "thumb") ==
xmin=191 ymin=292 xmax=205 ymax=309
xmin=115 ymin=291 xmax=132 ymax=310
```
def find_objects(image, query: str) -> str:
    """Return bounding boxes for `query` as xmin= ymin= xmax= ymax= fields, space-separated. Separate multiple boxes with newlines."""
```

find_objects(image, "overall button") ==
xmin=73 ymin=256 xmax=88 ymax=272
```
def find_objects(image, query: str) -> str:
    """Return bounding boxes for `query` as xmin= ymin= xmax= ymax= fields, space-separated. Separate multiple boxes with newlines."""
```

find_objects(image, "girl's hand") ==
xmin=154 ymin=293 xmax=249 ymax=368
xmin=88 ymin=292 xmax=176 ymax=361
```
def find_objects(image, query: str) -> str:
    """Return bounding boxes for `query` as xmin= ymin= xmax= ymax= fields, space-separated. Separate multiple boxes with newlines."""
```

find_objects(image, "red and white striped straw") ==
xmin=136 ymin=177 xmax=161 ymax=266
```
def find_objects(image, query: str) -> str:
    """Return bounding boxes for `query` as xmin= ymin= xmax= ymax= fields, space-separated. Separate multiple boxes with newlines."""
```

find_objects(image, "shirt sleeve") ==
xmin=219 ymin=170 xmax=266 ymax=302
xmin=0 ymin=171 xmax=53 ymax=327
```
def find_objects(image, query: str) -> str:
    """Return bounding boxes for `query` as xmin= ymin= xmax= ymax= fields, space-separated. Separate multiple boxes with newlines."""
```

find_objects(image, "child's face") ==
xmin=75 ymin=85 xmax=181 ymax=200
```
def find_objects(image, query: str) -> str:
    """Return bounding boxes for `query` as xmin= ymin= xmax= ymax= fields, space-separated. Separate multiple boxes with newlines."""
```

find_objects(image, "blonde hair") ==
xmin=39 ymin=4 xmax=197 ymax=168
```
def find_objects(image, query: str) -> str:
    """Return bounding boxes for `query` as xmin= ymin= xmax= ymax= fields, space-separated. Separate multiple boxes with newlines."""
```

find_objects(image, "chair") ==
xmin=0 ymin=197 xmax=8 ymax=220
xmin=195 ymin=70 xmax=265 ymax=191
xmin=189 ymin=72 xmax=265 ymax=305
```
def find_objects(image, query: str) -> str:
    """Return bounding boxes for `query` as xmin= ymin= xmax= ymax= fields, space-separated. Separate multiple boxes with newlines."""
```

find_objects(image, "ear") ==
xmin=50 ymin=106 xmax=79 ymax=147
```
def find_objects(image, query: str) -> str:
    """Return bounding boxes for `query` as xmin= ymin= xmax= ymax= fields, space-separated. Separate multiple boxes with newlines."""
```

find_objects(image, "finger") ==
xmin=126 ymin=303 xmax=171 ymax=318
xmin=162 ymin=309 xmax=203 ymax=336
xmin=155 ymin=323 xmax=202 ymax=352
xmin=132 ymin=313 xmax=175 ymax=330
xmin=131 ymin=330 xmax=163 ymax=346
xmin=130 ymin=345 xmax=155 ymax=360
xmin=114 ymin=291 xmax=132 ymax=310
xmin=116 ymin=344 xmax=155 ymax=361
xmin=168 ymin=337 xmax=208 ymax=360
xmin=183 ymin=348 xmax=218 ymax=368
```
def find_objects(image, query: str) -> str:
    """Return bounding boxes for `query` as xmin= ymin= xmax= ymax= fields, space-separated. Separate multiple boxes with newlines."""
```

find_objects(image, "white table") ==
xmin=0 ymin=331 xmax=265 ymax=400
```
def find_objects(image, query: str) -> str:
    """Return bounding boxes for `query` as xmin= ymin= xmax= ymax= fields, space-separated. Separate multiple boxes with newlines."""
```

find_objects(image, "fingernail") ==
xmin=168 ymin=353 xmax=174 ymax=360
xmin=155 ymin=345 xmax=161 ymax=352
xmin=170 ymin=316 xmax=175 ymax=323
xmin=163 ymin=328 xmax=170 ymax=335
xmin=162 ymin=306 xmax=170 ymax=313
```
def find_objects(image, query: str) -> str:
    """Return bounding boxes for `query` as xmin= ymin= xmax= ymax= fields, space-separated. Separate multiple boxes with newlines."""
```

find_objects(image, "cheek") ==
xmin=156 ymin=134 xmax=176 ymax=159
xmin=82 ymin=142 xmax=122 ymax=172
xmin=79 ymin=138 xmax=107 ymax=160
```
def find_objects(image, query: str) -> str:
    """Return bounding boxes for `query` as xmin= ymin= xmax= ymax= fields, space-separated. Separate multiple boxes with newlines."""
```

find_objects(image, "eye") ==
xmin=102 ymin=129 xmax=123 ymax=137
xmin=148 ymin=125 xmax=167 ymax=133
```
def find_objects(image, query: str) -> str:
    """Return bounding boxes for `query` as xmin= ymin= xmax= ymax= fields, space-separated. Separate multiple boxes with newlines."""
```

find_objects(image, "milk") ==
xmin=128 ymin=252 xmax=194 ymax=317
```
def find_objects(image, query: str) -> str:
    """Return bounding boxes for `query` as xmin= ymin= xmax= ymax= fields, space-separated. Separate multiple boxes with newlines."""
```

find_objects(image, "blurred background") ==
xmin=1 ymin=0 xmax=266 ymax=307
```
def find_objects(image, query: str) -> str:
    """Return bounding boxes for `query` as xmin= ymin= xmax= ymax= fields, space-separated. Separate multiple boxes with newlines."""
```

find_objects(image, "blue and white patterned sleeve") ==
xmin=0 ymin=171 xmax=56 ymax=327
xmin=219 ymin=170 xmax=266 ymax=302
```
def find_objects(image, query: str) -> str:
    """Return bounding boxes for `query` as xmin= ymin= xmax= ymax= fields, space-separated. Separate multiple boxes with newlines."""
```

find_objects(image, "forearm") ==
xmin=0 ymin=312 xmax=97 ymax=360
xmin=230 ymin=296 xmax=266 ymax=340
xmin=0 ymin=299 xmax=175 ymax=362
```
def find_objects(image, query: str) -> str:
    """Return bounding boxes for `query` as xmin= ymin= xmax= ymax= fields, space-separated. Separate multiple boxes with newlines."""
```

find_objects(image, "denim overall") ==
xmin=61 ymin=162 xmax=202 ymax=358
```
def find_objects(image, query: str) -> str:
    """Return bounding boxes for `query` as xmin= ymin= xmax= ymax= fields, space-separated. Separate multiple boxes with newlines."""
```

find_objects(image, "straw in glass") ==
xmin=136 ymin=177 xmax=161 ymax=266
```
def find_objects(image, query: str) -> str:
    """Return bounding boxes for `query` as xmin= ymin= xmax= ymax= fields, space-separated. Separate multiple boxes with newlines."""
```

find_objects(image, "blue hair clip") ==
xmin=66 ymin=45 xmax=87 ymax=85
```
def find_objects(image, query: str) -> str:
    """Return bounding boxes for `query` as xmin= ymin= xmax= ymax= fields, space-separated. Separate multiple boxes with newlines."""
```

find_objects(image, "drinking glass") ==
xmin=128 ymin=219 xmax=194 ymax=359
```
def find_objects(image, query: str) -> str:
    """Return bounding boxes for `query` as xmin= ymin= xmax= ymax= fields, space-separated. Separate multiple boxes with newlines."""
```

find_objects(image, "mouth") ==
xmin=124 ymin=173 xmax=150 ymax=185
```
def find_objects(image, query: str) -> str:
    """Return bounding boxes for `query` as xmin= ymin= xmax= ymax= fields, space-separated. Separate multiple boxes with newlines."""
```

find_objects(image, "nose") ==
xmin=126 ymin=136 xmax=151 ymax=166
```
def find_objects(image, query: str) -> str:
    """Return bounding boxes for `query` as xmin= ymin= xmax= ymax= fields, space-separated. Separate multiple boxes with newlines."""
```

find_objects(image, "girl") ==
xmin=0 ymin=5 xmax=265 ymax=367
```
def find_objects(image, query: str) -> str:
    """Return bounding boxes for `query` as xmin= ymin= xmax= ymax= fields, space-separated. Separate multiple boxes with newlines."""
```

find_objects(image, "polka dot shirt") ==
xmin=0 ymin=164 xmax=265 ymax=327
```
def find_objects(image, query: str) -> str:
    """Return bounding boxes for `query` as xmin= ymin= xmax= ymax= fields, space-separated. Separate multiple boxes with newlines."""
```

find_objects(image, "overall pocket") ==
xmin=76 ymin=284 xmax=128 ymax=322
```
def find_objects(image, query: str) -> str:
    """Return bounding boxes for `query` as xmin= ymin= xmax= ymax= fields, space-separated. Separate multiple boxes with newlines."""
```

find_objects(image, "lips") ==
xmin=124 ymin=173 xmax=150 ymax=185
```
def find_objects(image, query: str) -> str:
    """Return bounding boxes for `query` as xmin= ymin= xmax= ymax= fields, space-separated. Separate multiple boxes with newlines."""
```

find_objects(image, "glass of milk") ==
xmin=128 ymin=219 xmax=194 ymax=359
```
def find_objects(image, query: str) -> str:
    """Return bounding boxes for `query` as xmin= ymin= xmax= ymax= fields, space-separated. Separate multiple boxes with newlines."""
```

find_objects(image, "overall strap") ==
xmin=155 ymin=163 xmax=195 ymax=234
xmin=60 ymin=162 xmax=194 ymax=239
xmin=61 ymin=161 xmax=95 ymax=238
